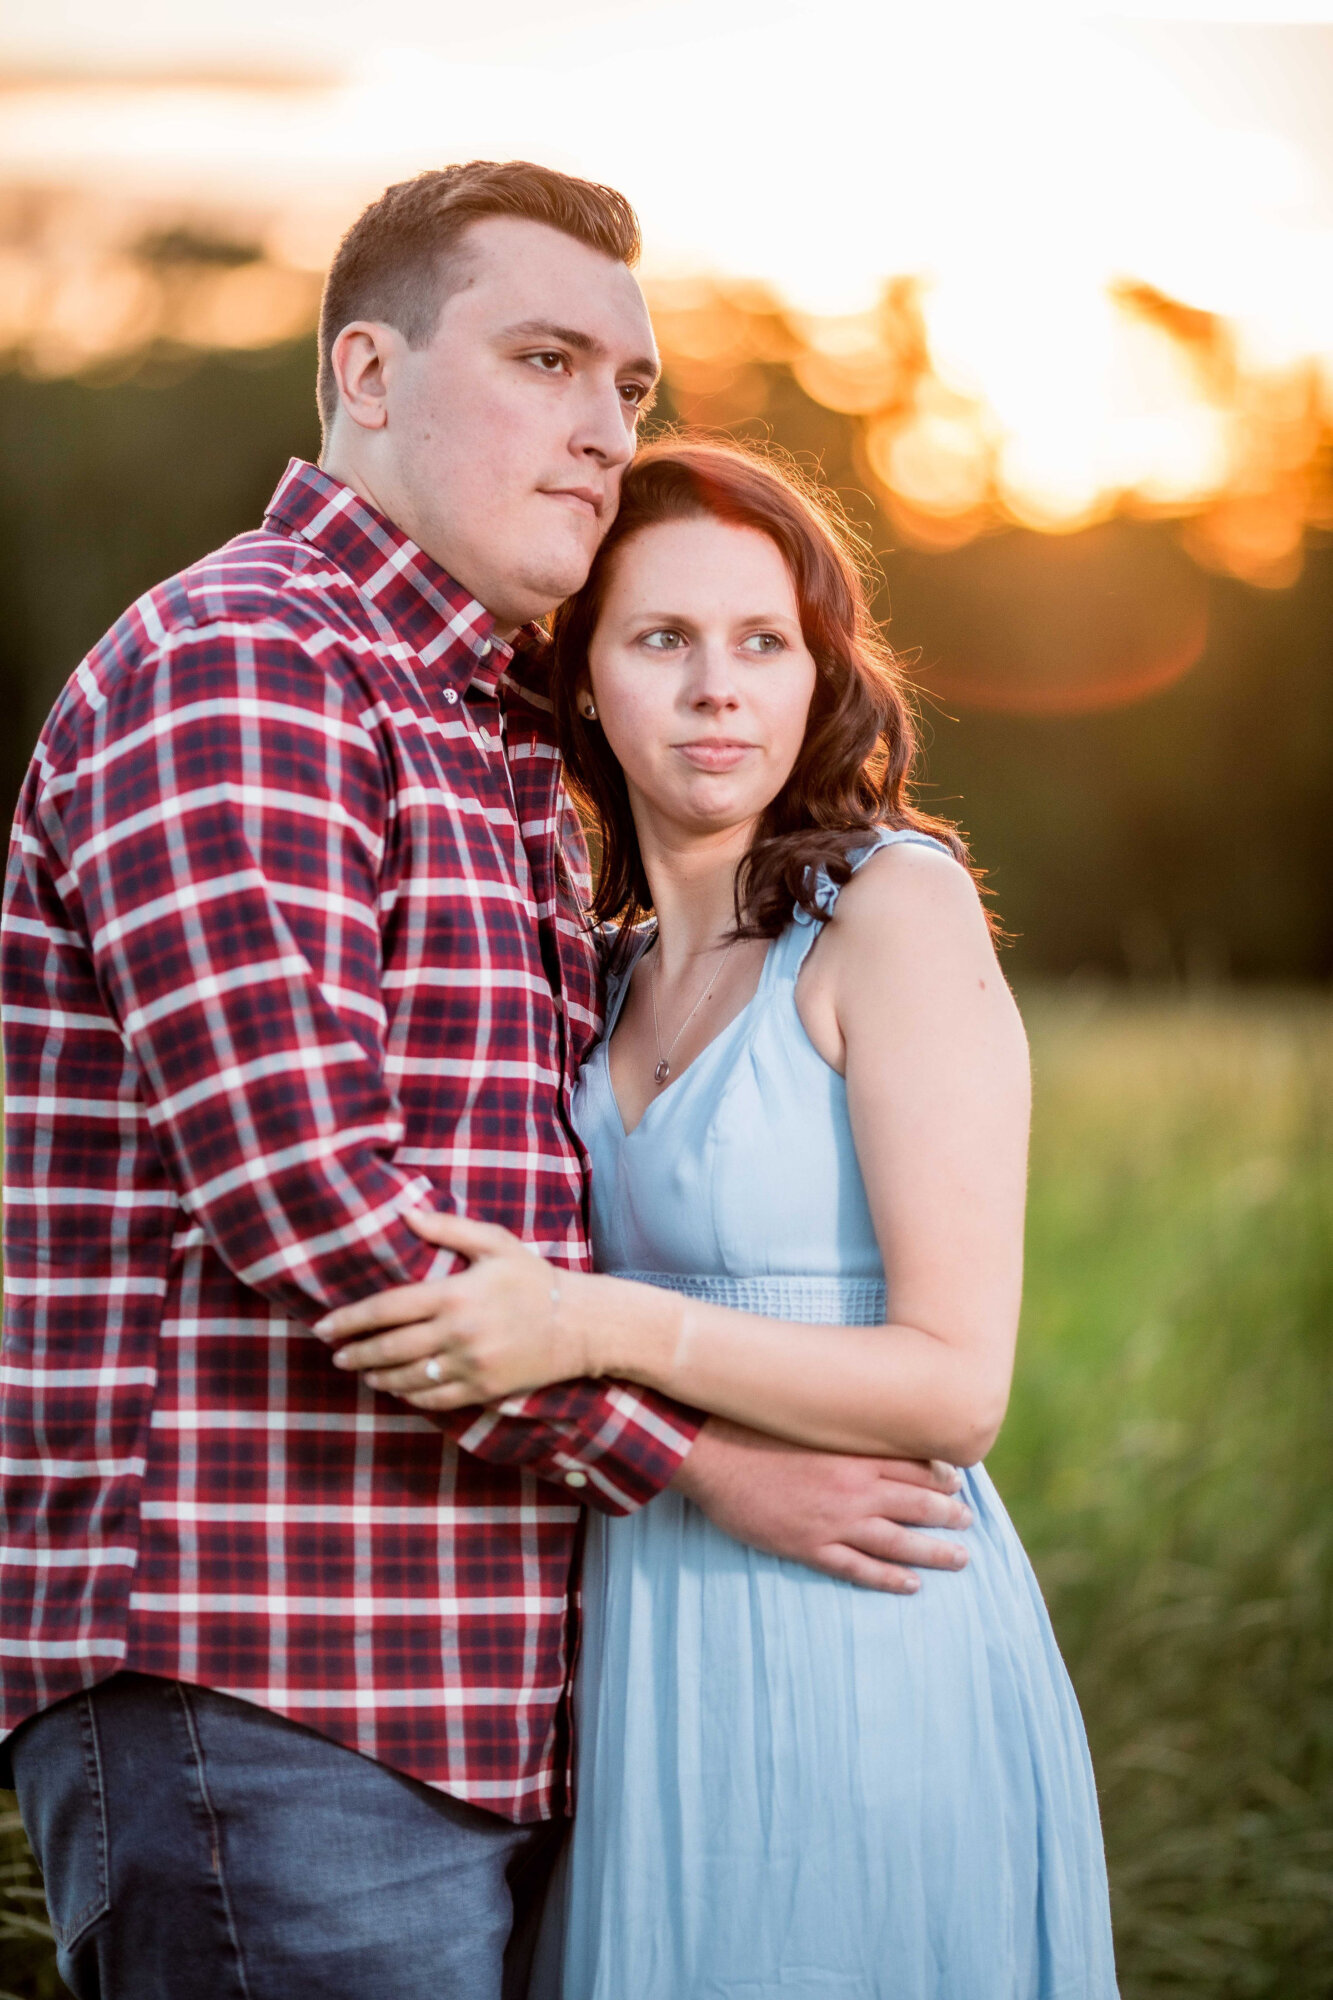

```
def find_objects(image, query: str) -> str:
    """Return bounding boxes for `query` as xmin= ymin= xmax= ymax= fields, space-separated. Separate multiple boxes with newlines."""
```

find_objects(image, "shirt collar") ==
xmin=265 ymin=458 xmax=524 ymax=702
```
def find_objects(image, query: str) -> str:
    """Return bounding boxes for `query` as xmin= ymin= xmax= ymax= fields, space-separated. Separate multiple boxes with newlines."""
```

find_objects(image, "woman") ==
xmin=320 ymin=441 xmax=1119 ymax=1997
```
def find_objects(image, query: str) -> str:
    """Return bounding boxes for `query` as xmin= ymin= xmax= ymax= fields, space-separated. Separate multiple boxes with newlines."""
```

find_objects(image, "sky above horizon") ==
xmin=1 ymin=2 xmax=1331 ymax=333
xmin=2 ymin=1 xmax=1330 ymax=568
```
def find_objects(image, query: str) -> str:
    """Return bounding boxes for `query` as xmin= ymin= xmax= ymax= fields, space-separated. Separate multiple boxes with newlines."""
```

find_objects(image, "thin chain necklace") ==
xmin=650 ymin=935 xmax=739 ymax=1087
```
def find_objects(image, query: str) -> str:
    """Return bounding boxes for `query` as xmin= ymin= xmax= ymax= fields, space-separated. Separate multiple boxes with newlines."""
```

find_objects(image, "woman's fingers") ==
xmin=360 ymin=1357 xmax=454 ymax=1397
xmin=404 ymin=1208 xmax=518 ymax=1256
xmin=330 ymin=1320 xmax=452 ymax=1373
xmin=314 ymin=1283 xmax=453 ymax=1342
xmin=402 ymin=1379 xmax=484 ymax=1413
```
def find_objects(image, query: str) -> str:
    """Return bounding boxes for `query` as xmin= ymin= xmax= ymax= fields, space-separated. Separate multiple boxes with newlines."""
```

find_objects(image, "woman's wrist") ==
xmin=565 ymin=1270 xmax=684 ymax=1389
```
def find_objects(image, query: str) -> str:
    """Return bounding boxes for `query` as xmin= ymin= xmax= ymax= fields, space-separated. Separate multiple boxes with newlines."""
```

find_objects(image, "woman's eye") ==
xmin=642 ymin=629 xmax=686 ymax=651
xmin=741 ymin=631 xmax=786 ymax=654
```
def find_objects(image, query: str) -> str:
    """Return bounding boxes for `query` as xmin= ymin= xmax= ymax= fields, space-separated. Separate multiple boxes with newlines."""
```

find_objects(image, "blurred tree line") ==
xmin=1 ymin=338 xmax=1329 ymax=981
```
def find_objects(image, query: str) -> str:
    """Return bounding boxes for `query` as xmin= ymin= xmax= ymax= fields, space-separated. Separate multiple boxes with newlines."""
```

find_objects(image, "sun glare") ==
xmin=0 ymin=3 xmax=1331 ymax=585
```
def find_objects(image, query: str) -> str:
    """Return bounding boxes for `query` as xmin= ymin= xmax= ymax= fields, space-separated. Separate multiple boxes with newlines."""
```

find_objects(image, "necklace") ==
xmin=650 ymin=935 xmax=738 ymax=1086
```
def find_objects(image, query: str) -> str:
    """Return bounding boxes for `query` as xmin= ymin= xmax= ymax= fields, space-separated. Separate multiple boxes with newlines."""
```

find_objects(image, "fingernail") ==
xmin=951 ymin=1547 xmax=968 ymax=1567
xmin=958 ymin=1506 xmax=973 ymax=1527
xmin=364 ymin=1372 xmax=381 ymax=1388
xmin=902 ymin=1575 xmax=920 ymax=1593
xmin=313 ymin=1317 xmax=337 ymax=1338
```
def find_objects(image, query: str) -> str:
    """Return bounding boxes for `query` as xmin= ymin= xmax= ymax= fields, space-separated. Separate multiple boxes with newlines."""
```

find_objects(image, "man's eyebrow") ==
xmin=500 ymin=320 xmax=660 ymax=382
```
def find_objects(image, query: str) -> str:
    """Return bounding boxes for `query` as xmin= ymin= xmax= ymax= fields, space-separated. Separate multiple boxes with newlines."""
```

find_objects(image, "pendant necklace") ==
xmin=650 ymin=935 xmax=739 ymax=1087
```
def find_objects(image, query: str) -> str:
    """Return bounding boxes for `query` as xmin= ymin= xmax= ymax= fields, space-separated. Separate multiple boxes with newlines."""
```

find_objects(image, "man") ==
xmin=1 ymin=161 xmax=971 ymax=1999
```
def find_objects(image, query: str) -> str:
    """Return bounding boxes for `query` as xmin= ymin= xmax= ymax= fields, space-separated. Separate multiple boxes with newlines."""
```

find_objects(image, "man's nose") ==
xmin=572 ymin=376 xmax=635 ymax=468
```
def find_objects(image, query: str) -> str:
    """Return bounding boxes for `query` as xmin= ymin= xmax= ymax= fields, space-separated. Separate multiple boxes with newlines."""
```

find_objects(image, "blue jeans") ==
xmin=10 ymin=1672 xmax=563 ymax=2000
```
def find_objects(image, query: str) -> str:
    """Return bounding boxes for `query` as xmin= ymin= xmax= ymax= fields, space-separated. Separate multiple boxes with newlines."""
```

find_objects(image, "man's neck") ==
xmin=318 ymin=451 xmax=519 ymax=642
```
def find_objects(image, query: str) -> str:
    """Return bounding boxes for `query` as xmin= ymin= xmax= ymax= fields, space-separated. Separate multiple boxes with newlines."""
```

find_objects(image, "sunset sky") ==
xmin=3 ymin=2 xmax=1330 ymax=322
xmin=2 ymin=2 xmax=1331 ymax=568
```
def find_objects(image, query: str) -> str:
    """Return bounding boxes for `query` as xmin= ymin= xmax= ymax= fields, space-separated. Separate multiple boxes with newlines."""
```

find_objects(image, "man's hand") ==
xmin=670 ymin=1417 xmax=972 ymax=1593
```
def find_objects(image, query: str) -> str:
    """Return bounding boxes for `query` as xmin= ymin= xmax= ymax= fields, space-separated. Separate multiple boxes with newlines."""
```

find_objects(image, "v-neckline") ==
xmin=601 ymin=932 xmax=779 ymax=1140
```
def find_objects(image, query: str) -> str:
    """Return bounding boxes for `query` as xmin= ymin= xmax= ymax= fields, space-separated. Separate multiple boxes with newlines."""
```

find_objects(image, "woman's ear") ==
xmin=576 ymin=681 xmax=599 ymax=723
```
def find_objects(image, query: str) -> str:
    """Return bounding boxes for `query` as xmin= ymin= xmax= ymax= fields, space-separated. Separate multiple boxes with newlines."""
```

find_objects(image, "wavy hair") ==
xmin=550 ymin=436 xmax=987 ymax=955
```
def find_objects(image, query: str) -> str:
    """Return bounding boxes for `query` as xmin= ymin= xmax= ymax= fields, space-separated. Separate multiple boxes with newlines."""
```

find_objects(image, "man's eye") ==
xmin=742 ymin=632 xmax=786 ymax=653
xmin=620 ymin=382 xmax=652 ymax=407
xmin=527 ymin=351 xmax=568 ymax=374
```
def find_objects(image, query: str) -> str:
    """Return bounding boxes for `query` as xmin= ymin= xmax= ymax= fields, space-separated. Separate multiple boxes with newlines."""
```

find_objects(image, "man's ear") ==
xmin=330 ymin=321 xmax=399 ymax=432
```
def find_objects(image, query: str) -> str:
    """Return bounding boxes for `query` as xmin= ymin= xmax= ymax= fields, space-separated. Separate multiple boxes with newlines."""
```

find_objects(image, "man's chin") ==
xmin=518 ymin=551 xmax=598 ymax=619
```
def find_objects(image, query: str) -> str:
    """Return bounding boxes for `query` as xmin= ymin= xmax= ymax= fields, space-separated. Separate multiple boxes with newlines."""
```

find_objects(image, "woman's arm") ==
xmin=318 ymin=845 xmax=1030 ymax=1465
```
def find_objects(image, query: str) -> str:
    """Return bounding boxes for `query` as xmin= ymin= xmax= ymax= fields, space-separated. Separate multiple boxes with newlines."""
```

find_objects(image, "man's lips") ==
xmin=542 ymin=486 xmax=601 ymax=520
xmin=673 ymin=740 xmax=756 ymax=772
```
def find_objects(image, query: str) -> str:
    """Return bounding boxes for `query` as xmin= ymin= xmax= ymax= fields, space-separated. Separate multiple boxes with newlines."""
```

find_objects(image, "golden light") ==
xmin=1 ymin=3 xmax=1331 ymax=588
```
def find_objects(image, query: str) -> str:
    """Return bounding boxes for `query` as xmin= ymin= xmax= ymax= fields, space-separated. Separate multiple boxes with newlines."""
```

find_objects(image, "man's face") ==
xmin=379 ymin=216 xmax=659 ymax=630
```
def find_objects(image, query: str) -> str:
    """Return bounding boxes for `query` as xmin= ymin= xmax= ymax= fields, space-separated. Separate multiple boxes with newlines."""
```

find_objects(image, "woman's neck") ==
xmin=639 ymin=821 xmax=754 ymax=980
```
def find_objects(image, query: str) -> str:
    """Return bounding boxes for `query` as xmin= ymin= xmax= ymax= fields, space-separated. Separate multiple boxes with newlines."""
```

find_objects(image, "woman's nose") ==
xmin=687 ymin=644 xmax=740 ymax=711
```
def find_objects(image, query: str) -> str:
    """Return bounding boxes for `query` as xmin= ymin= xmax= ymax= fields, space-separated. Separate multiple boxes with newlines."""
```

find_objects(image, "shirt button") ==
xmin=563 ymin=1470 xmax=588 ymax=1489
xmin=443 ymin=688 xmax=458 ymax=705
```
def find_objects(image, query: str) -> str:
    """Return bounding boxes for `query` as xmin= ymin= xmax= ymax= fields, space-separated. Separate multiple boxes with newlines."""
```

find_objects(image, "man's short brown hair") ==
xmin=316 ymin=160 xmax=642 ymax=436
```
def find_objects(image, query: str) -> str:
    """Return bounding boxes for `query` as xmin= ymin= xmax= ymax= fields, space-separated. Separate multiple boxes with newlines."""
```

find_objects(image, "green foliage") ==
xmin=992 ymin=989 xmax=1333 ymax=1995
xmin=2 ymin=351 xmax=1332 ymax=979
xmin=1 ymin=993 xmax=1330 ymax=1995
xmin=0 ymin=1801 xmax=57 ymax=2000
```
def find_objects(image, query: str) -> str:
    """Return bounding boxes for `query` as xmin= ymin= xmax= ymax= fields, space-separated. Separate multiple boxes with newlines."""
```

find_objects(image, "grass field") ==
xmin=2 ymin=990 xmax=1330 ymax=1998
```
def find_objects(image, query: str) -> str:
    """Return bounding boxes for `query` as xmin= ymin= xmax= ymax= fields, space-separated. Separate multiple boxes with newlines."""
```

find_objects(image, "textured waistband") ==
xmin=608 ymin=1272 xmax=887 ymax=1324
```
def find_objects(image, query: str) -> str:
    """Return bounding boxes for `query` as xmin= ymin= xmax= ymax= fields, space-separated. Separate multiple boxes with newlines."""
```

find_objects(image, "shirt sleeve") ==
xmin=43 ymin=618 xmax=699 ymax=1512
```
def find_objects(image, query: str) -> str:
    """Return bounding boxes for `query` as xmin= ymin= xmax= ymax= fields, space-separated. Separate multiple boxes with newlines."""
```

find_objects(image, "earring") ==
xmin=582 ymin=702 xmax=598 ymax=720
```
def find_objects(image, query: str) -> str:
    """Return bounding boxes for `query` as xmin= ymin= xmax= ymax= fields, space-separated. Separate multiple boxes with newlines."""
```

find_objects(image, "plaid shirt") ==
xmin=0 ymin=458 xmax=700 ymax=1820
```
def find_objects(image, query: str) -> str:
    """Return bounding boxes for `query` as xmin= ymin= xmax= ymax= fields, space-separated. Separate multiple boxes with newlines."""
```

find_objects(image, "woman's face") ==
xmin=585 ymin=515 xmax=818 ymax=850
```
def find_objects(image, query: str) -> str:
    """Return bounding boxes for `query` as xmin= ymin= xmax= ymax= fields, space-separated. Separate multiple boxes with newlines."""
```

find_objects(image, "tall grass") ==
xmin=1 ymin=991 xmax=1330 ymax=1997
xmin=992 ymin=989 xmax=1333 ymax=1996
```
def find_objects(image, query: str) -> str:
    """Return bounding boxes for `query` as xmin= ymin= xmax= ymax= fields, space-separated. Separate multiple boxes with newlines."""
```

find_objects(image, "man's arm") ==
xmin=672 ymin=1419 xmax=972 ymax=1593
xmin=46 ymin=619 xmax=696 ymax=1509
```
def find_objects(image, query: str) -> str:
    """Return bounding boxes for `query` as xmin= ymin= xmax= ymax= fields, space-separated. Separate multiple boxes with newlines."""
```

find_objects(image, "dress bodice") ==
xmin=570 ymin=829 xmax=952 ymax=1284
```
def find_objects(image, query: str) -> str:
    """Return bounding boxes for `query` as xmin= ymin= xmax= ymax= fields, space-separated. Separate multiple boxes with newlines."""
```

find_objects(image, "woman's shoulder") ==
xmin=823 ymin=830 xmax=991 ymax=960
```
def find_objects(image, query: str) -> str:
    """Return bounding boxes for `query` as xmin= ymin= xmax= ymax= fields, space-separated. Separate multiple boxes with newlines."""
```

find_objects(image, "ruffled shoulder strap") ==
xmin=776 ymin=827 xmax=958 ymax=979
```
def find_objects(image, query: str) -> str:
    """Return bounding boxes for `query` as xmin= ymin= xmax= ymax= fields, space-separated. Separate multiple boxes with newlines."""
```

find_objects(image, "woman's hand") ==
xmin=313 ymin=1210 xmax=592 ymax=1411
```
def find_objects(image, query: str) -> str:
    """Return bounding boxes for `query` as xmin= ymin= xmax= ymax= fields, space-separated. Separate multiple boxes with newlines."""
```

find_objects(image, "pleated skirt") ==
xmin=533 ymin=1275 xmax=1118 ymax=2000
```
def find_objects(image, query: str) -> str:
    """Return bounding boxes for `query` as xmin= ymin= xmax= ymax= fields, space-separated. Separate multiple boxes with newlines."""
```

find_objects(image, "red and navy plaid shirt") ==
xmin=1 ymin=458 xmax=700 ymax=1819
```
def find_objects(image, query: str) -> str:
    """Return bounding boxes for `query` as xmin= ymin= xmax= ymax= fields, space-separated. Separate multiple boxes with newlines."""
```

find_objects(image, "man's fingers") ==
xmin=330 ymin=1320 xmax=451 ymax=1373
xmin=875 ymin=1458 xmax=964 ymax=1494
xmin=315 ymin=1284 xmax=453 ymax=1342
xmin=812 ymin=1547 xmax=924 ymax=1595
xmin=845 ymin=1519 xmax=969 ymax=1572
xmin=875 ymin=1479 xmax=974 ymax=1531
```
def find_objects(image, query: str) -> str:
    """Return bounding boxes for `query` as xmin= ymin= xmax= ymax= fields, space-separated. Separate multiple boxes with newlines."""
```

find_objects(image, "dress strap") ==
xmin=602 ymin=927 xmax=656 ymax=1038
xmin=775 ymin=827 xmax=958 ymax=980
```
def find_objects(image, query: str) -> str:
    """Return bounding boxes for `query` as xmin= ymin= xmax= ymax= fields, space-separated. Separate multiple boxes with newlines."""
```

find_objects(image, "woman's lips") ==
xmin=674 ymin=740 xmax=755 ymax=772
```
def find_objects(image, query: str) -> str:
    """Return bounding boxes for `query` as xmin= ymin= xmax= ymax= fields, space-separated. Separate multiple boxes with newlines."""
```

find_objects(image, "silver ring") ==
xmin=424 ymin=1357 xmax=443 ymax=1385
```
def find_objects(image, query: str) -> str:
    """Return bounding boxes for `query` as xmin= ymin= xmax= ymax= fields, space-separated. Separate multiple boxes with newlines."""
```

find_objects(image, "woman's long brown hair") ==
xmin=550 ymin=436 xmax=986 ymax=960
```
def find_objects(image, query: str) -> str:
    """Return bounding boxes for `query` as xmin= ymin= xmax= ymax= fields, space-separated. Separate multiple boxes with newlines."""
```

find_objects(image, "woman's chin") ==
xmin=652 ymin=785 xmax=768 ymax=843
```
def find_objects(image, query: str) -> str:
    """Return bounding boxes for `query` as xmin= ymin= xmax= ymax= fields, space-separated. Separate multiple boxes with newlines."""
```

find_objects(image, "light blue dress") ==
xmin=538 ymin=831 xmax=1118 ymax=1999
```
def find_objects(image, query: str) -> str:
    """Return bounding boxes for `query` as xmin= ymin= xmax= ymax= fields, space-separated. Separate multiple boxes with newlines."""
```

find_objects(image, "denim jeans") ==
xmin=10 ymin=1672 xmax=563 ymax=2000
